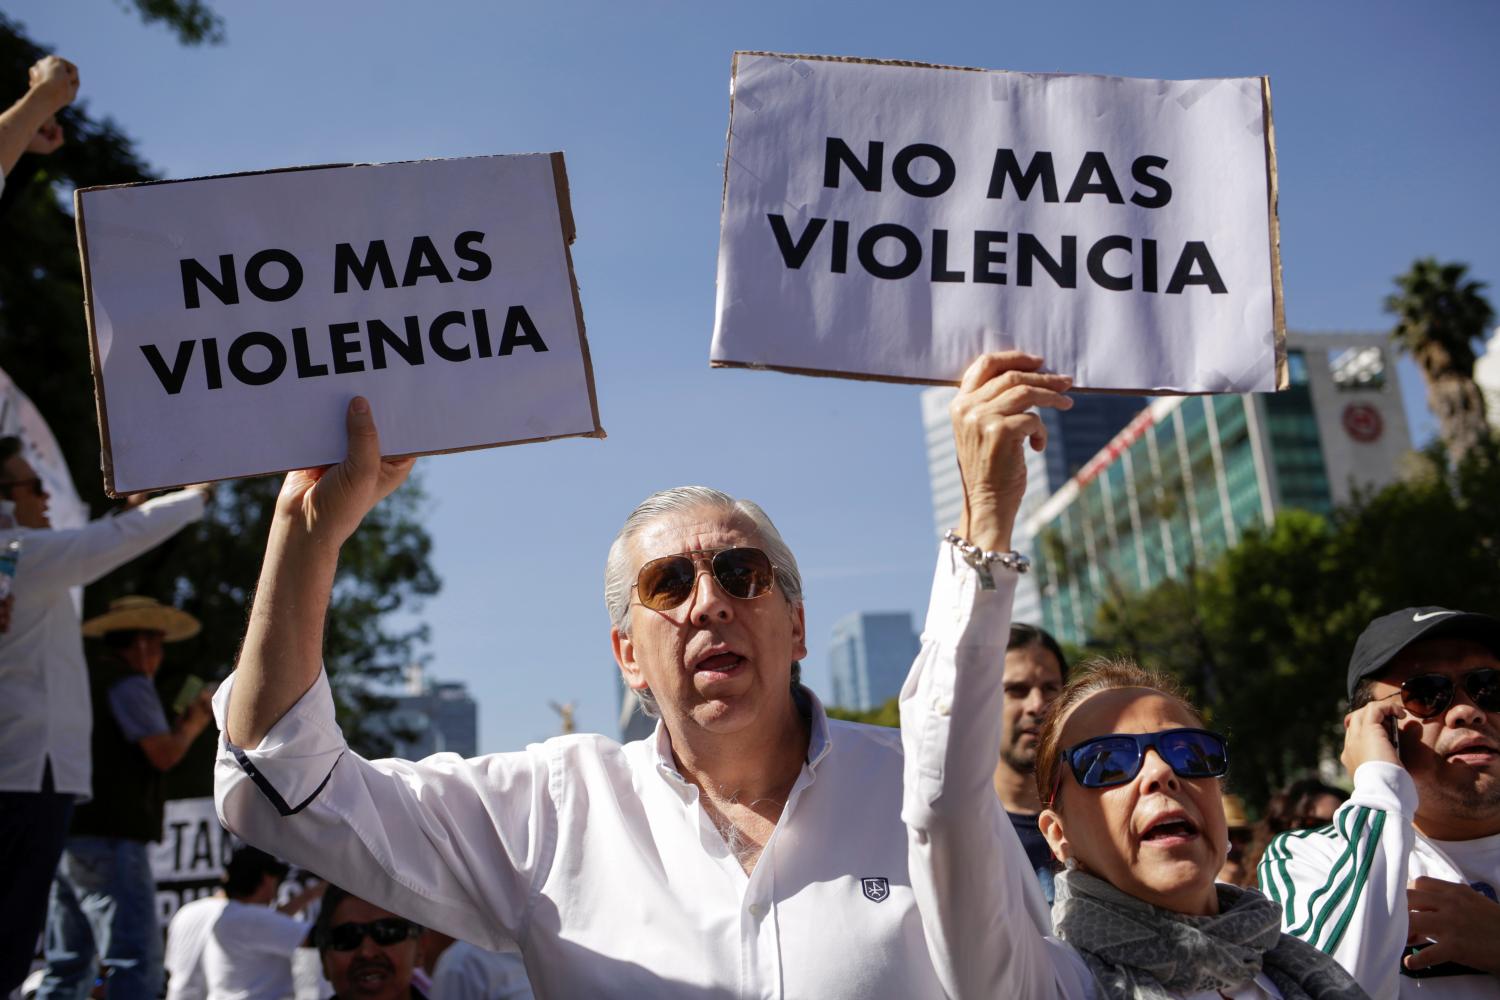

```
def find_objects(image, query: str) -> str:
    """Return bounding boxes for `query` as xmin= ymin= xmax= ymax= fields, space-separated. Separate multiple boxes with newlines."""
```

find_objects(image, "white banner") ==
xmin=151 ymin=796 xmax=233 ymax=921
xmin=712 ymin=53 xmax=1285 ymax=393
xmin=77 ymin=153 xmax=604 ymax=495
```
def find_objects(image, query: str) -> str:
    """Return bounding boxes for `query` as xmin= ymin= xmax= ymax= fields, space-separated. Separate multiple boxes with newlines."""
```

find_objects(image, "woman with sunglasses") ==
xmin=902 ymin=648 xmax=1367 ymax=998
xmin=899 ymin=362 xmax=1364 ymax=999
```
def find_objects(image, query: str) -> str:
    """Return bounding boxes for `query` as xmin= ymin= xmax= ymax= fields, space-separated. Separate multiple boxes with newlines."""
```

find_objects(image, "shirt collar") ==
xmin=650 ymin=684 xmax=835 ymax=788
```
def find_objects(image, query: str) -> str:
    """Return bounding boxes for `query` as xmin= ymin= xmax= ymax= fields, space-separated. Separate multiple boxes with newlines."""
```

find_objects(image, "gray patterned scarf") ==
xmin=1051 ymin=870 xmax=1368 ymax=999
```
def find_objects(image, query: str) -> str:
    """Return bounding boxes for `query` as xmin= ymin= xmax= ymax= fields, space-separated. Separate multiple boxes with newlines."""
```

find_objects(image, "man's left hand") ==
xmin=1405 ymin=876 xmax=1500 ymax=974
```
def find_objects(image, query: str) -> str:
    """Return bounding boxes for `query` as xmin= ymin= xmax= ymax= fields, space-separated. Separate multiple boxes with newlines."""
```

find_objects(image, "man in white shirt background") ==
xmin=165 ymin=890 xmax=228 ymax=1000
xmin=0 ymin=435 xmax=207 ymax=995
xmin=214 ymin=364 xmax=1066 ymax=998
xmin=201 ymin=847 xmax=322 ymax=1000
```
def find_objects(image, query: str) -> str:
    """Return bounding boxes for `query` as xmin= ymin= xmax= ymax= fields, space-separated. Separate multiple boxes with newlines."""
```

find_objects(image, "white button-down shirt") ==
xmin=213 ymin=644 xmax=949 ymax=998
xmin=901 ymin=546 xmax=1282 ymax=1000
xmin=0 ymin=489 xmax=205 ymax=796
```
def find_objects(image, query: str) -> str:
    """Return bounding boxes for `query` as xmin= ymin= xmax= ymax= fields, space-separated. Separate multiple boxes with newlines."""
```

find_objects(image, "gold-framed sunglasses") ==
xmin=632 ymin=547 xmax=776 ymax=612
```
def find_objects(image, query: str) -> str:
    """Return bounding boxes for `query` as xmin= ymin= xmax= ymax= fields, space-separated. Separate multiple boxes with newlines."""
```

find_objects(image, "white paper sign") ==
xmin=150 ymin=796 xmax=232 ymax=921
xmin=77 ymin=154 xmax=603 ymax=495
xmin=712 ymin=53 xmax=1285 ymax=393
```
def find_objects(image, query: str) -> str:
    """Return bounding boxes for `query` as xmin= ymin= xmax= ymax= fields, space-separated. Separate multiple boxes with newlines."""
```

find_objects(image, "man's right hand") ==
xmin=276 ymin=397 xmax=415 ymax=553
xmin=27 ymin=56 xmax=79 ymax=115
xmin=1341 ymin=696 xmax=1408 ymax=774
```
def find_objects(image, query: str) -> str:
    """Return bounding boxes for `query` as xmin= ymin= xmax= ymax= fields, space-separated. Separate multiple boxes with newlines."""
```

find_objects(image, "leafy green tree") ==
xmin=1386 ymin=258 xmax=1495 ymax=466
xmin=117 ymin=0 xmax=226 ymax=46
xmin=0 ymin=11 xmax=438 ymax=790
xmin=1088 ymin=439 xmax=1500 ymax=810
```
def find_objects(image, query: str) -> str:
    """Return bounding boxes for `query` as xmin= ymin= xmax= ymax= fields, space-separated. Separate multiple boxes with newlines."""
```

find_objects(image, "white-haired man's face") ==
xmin=612 ymin=506 xmax=806 ymax=737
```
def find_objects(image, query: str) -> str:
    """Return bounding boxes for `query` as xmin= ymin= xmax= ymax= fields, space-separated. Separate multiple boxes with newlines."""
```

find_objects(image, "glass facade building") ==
xmin=1024 ymin=333 xmax=1410 ymax=647
xmin=922 ymin=387 xmax=1145 ymax=627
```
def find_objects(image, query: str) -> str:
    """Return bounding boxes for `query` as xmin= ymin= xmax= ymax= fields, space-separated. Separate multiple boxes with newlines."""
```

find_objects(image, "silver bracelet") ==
xmin=943 ymin=529 xmax=1030 ymax=590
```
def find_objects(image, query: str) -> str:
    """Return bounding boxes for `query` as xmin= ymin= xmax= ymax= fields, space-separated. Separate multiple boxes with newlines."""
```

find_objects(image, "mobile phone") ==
xmin=172 ymin=675 xmax=206 ymax=715
xmin=1382 ymin=715 xmax=1398 ymax=747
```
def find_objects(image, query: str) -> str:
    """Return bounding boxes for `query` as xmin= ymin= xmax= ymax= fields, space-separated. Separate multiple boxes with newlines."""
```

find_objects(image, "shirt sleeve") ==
xmin=900 ymin=543 xmax=1072 ymax=1000
xmin=109 ymin=674 xmax=170 ymax=742
xmin=1257 ymin=761 xmax=1417 ymax=999
xmin=212 ymin=669 xmax=557 ymax=950
xmin=247 ymin=907 xmax=310 ymax=954
xmin=15 ymin=490 xmax=205 ymax=591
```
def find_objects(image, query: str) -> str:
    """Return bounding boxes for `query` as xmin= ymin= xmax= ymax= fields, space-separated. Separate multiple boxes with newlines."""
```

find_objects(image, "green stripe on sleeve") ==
xmin=1291 ymin=807 xmax=1368 ymax=939
xmin=1317 ymin=810 xmax=1386 ymax=954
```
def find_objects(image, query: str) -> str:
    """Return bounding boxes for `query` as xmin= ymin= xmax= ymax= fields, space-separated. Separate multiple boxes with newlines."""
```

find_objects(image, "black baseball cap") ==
xmin=1347 ymin=607 xmax=1500 ymax=698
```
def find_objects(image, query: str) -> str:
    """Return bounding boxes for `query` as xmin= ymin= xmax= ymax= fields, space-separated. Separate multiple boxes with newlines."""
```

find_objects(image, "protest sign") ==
xmin=77 ymin=154 xmax=603 ymax=496
xmin=150 ymin=796 xmax=232 ymax=921
xmin=711 ymin=53 xmax=1285 ymax=393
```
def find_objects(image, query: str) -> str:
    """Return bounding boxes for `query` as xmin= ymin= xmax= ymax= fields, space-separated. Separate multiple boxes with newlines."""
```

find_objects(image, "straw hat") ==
xmin=81 ymin=596 xmax=201 ymax=642
xmin=1221 ymin=793 xmax=1251 ymax=831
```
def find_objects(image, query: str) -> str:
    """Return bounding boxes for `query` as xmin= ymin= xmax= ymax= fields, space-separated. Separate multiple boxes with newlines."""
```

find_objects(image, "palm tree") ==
xmin=1385 ymin=258 xmax=1495 ymax=466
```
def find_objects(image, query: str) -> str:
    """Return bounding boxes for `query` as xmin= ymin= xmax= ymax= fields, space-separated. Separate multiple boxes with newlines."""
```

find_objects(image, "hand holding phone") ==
xmin=1342 ymin=695 xmax=1406 ymax=775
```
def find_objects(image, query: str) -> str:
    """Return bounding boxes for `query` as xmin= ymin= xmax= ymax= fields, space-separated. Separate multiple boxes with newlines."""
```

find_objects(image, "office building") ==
xmin=828 ymin=611 xmax=920 ymax=710
xmin=922 ymin=386 xmax=1145 ymax=626
xmin=373 ymin=664 xmax=479 ymax=759
xmin=1024 ymin=332 xmax=1412 ymax=646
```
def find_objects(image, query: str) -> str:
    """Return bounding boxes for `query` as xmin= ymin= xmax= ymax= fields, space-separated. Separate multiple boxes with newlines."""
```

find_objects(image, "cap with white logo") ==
xmin=1347 ymin=606 xmax=1500 ymax=698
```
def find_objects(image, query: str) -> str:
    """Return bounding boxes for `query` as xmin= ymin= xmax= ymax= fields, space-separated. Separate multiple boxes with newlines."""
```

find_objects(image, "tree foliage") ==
xmin=118 ymin=0 xmax=225 ymax=46
xmin=1386 ymin=258 xmax=1495 ymax=466
xmin=0 ymin=12 xmax=438 ymax=790
xmin=1088 ymin=438 xmax=1500 ymax=808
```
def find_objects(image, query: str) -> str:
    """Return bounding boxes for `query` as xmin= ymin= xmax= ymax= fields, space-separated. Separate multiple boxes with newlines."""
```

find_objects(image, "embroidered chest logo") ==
xmin=861 ymin=877 xmax=890 ymax=903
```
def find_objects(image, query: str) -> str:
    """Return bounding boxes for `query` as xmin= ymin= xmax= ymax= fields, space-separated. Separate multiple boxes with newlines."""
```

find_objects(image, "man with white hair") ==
xmin=213 ymin=353 xmax=1070 ymax=997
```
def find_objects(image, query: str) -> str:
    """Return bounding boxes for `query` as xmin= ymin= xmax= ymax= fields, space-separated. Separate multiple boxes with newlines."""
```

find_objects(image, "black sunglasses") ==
xmin=632 ymin=547 xmax=776 ymax=612
xmin=1398 ymin=668 xmax=1500 ymax=720
xmin=1050 ymin=727 xmax=1229 ymax=805
xmin=324 ymin=918 xmax=420 ymax=952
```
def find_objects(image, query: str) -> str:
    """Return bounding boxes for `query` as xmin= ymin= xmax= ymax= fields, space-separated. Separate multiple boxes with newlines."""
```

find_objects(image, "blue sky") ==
xmin=9 ymin=1 xmax=1498 ymax=750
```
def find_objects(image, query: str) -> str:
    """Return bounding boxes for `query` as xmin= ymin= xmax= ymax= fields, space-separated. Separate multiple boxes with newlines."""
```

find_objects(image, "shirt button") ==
xmin=748 ymin=902 xmax=768 ymax=919
xmin=933 ymin=697 xmax=951 ymax=716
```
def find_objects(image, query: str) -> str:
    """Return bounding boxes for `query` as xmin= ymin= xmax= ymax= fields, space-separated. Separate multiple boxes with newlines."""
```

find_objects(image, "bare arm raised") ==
xmin=226 ymin=397 xmax=415 ymax=747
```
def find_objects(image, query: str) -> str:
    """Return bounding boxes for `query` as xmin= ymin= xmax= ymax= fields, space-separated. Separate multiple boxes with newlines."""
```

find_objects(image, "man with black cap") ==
xmin=1260 ymin=606 xmax=1500 ymax=999
xmin=38 ymin=596 xmax=214 ymax=1000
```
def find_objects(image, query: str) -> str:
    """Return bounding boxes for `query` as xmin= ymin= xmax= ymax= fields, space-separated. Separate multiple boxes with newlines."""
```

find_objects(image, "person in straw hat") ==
xmin=37 ymin=596 xmax=213 ymax=1000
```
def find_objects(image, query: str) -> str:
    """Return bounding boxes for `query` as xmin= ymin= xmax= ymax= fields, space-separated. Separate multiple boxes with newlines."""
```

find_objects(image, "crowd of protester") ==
xmin=2 ymin=48 xmax=1498 ymax=1000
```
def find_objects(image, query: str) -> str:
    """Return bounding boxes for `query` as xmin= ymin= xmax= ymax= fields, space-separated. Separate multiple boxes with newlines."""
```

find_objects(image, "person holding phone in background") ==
xmin=38 ymin=596 xmax=215 ymax=1000
xmin=1260 ymin=609 xmax=1500 ymax=998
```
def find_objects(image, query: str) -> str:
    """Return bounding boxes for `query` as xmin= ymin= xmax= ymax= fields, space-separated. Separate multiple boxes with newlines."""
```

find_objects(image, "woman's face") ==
xmin=1040 ymin=688 xmax=1227 ymax=916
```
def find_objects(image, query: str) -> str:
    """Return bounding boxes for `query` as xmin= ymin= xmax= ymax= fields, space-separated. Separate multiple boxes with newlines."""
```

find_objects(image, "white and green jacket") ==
xmin=1258 ymin=762 xmax=1500 ymax=999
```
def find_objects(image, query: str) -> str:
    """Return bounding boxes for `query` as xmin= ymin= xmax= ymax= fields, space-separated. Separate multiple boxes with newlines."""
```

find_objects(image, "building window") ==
xmin=1287 ymin=349 xmax=1309 ymax=387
